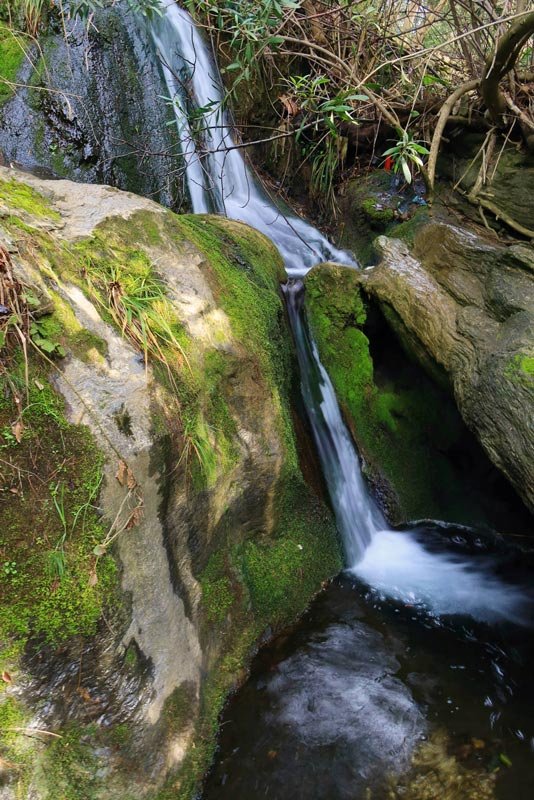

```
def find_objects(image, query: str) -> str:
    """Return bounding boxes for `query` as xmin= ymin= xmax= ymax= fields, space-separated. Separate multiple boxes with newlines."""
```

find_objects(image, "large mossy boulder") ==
xmin=0 ymin=167 xmax=340 ymax=799
xmin=362 ymin=222 xmax=534 ymax=515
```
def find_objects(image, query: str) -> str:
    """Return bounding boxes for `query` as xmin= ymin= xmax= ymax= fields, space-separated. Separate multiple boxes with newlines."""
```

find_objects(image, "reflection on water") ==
xmin=203 ymin=534 xmax=534 ymax=800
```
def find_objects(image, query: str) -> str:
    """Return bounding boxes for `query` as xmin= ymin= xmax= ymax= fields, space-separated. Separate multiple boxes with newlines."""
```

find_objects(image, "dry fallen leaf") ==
xmin=116 ymin=459 xmax=128 ymax=486
xmin=126 ymin=467 xmax=137 ymax=490
xmin=2 ymin=670 xmax=12 ymax=683
xmin=88 ymin=570 xmax=98 ymax=587
xmin=11 ymin=419 xmax=23 ymax=444
xmin=278 ymin=93 xmax=299 ymax=116
xmin=125 ymin=505 xmax=143 ymax=529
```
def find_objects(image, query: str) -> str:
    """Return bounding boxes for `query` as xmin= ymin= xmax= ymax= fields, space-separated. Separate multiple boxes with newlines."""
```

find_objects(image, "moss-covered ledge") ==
xmin=0 ymin=167 xmax=341 ymax=799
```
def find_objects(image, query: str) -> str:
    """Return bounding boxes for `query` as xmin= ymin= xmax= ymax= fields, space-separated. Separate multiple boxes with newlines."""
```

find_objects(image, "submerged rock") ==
xmin=0 ymin=167 xmax=340 ymax=798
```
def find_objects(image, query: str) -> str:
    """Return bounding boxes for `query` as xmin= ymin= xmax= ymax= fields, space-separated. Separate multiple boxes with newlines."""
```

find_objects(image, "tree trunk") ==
xmin=480 ymin=12 xmax=534 ymax=123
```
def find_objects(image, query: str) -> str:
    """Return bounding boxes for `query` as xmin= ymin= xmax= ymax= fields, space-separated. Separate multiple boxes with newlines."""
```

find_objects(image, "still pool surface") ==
xmin=203 ymin=530 xmax=534 ymax=800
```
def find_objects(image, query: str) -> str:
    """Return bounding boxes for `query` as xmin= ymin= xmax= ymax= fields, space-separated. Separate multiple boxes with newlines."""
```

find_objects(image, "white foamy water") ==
xmin=150 ymin=3 xmax=529 ymax=628
xmin=352 ymin=530 xmax=529 ymax=625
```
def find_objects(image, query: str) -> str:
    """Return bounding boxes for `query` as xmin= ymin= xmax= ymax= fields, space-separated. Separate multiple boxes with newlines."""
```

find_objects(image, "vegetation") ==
xmin=0 ymin=0 xmax=162 ymax=33
xmin=185 ymin=0 xmax=533 ymax=227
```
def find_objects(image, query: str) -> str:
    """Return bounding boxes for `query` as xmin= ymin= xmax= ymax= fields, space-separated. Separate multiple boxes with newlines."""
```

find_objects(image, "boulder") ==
xmin=0 ymin=167 xmax=340 ymax=798
xmin=362 ymin=222 xmax=534 ymax=514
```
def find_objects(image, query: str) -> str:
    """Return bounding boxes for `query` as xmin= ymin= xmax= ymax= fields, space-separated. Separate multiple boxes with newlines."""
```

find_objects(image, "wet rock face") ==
xmin=363 ymin=222 xmax=534 ymax=514
xmin=0 ymin=3 xmax=183 ymax=208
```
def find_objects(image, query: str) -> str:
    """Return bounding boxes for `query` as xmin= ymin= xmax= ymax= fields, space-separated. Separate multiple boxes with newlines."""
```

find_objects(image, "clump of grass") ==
xmin=81 ymin=252 xmax=190 ymax=383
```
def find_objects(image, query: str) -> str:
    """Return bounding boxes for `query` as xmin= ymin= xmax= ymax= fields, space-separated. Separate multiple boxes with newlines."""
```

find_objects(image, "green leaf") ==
xmin=268 ymin=35 xmax=285 ymax=45
xmin=22 ymin=292 xmax=40 ymax=308
xmin=411 ymin=143 xmax=430 ymax=154
xmin=499 ymin=753 xmax=512 ymax=768
xmin=422 ymin=74 xmax=447 ymax=87
xmin=93 ymin=544 xmax=107 ymax=557
xmin=35 ymin=338 xmax=57 ymax=353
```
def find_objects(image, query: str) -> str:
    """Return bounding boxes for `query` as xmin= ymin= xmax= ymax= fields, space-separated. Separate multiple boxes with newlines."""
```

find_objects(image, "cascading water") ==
xmin=151 ymin=2 xmax=529 ymax=626
xmin=285 ymin=283 xmax=385 ymax=563
xmin=151 ymin=2 xmax=350 ymax=276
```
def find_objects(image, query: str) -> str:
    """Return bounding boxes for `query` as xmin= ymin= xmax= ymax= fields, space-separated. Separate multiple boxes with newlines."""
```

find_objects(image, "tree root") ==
xmin=466 ymin=194 xmax=534 ymax=239
xmin=427 ymin=80 xmax=479 ymax=200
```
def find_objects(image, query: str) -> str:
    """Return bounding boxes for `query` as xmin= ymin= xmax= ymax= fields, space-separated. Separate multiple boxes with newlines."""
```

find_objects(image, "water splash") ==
xmin=353 ymin=530 xmax=530 ymax=625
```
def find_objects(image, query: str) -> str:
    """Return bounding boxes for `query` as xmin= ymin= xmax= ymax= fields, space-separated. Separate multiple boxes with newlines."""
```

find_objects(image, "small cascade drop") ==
xmin=285 ymin=282 xmax=385 ymax=563
xmin=150 ymin=3 xmax=530 ymax=626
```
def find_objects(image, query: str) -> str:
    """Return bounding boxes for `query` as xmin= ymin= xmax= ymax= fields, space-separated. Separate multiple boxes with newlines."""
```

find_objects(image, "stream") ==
xmin=151 ymin=4 xmax=534 ymax=797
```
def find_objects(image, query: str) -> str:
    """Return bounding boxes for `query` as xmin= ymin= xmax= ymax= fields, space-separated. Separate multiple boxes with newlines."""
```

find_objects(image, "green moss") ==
xmin=48 ymin=289 xmax=108 ymax=361
xmin=505 ymin=352 xmax=534 ymax=385
xmin=361 ymin=197 xmax=396 ymax=223
xmin=35 ymin=724 xmax=102 ymax=800
xmin=162 ymin=682 xmax=197 ymax=737
xmin=172 ymin=215 xmax=298 ymax=471
xmin=305 ymin=264 xmax=468 ymax=523
xmin=0 ymin=695 xmax=26 ymax=749
xmin=0 ymin=178 xmax=60 ymax=219
xmin=0 ymin=24 xmax=26 ymax=105
xmin=3 ymin=214 xmax=39 ymax=233
xmin=241 ymin=486 xmax=340 ymax=625
xmin=388 ymin=206 xmax=430 ymax=245
xmin=0 ymin=359 xmax=118 ymax=649
xmin=199 ymin=551 xmax=234 ymax=623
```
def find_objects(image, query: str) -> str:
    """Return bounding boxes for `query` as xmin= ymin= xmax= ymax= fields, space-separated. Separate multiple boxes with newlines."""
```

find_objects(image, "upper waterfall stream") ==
xmin=151 ymin=1 xmax=531 ymax=627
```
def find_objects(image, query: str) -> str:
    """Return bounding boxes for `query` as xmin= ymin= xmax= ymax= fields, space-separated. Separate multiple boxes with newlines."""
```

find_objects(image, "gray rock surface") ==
xmin=362 ymin=222 xmax=534 ymax=513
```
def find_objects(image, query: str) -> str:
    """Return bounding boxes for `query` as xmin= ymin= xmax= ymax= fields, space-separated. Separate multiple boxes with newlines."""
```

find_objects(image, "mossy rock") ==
xmin=0 ymin=167 xmax=342 ymax=799
xmin=336 ymin=171 xmax=428 ymax=264
xmin=303 ymin=262 xmax=522 ymax=527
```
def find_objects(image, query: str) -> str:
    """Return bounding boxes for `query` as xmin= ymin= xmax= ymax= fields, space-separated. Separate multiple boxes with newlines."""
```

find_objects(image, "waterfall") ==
xmin=151 ymin=2 xmax=350 ymax=277
xmin=284 ymin=283 xmax=386 ymax=561
xmin=151 ymin=1 xmax=376 ymax=563
xmin=150 ymin=3 xmax=530 ymax=624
